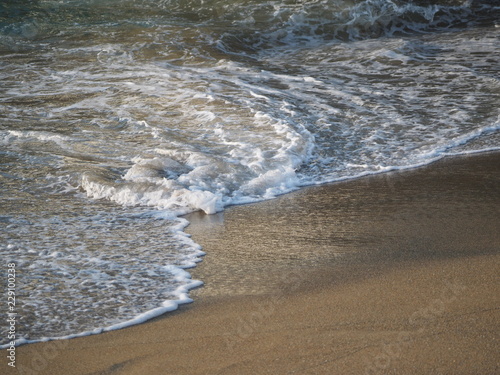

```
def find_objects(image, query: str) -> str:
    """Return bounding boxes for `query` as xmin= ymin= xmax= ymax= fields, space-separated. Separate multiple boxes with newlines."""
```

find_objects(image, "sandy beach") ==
xmin=11 ymin=152 xmax=500 ymax=375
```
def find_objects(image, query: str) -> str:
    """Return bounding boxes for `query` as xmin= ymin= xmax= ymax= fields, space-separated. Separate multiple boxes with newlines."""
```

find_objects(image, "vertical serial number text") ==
xmin=6 ymin=262 xmax=16 ymax=368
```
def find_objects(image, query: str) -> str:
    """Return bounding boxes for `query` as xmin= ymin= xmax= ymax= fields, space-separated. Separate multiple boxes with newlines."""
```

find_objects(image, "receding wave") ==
xmin=1 ymin=0 xmax=498 ymax=346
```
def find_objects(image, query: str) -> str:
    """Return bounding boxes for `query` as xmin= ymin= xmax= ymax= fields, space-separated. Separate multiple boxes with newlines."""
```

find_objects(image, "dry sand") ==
xmin=11 ymin=152 xmax=500 ymax=375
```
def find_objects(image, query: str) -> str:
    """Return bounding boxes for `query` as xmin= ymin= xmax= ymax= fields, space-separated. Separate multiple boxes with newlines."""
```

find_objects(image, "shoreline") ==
xmin=12 ymin=151 xmax=500 ymax=375
xmin=186 ymin=150 xmax=499 ymax=299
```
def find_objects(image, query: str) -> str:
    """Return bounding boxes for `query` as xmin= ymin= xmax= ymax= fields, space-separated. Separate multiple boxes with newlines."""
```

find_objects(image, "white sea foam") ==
xmin=1 ymin=0 xmax=498 ymax=347
xmin=0 ymin=205 xmax=205 ymax=348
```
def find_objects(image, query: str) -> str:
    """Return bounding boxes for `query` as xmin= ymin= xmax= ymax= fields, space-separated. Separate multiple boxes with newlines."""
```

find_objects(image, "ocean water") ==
xmin=1 ymin=0 xmax=499 ymax=346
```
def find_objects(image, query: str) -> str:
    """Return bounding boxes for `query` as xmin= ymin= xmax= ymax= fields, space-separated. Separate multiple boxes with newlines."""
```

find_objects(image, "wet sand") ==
xmin=12 ymin=152 xmax=500 ymax=375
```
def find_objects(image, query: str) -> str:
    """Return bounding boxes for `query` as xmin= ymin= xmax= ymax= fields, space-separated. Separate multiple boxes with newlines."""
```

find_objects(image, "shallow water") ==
xmin=1 ymin=0 xmax=499 ymax=345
